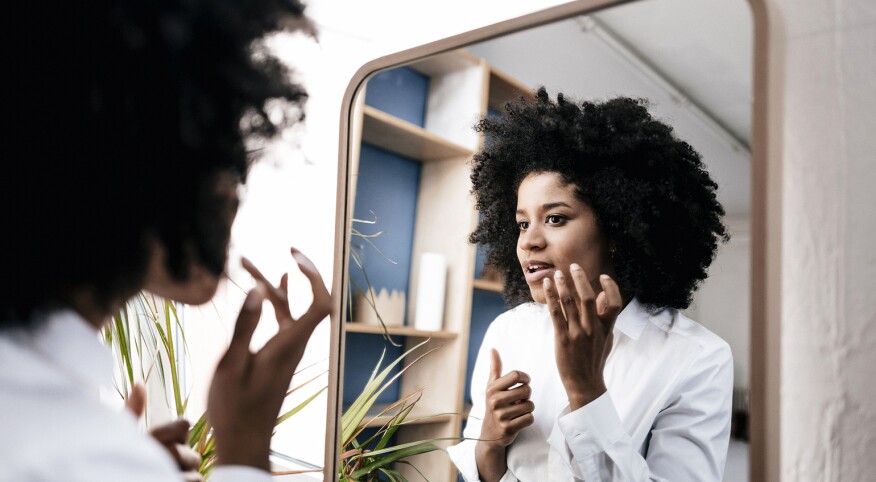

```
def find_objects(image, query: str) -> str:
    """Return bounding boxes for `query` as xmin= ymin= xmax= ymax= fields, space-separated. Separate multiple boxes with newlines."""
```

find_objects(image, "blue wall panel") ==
xmin=349 ymin=143 xmax=421 ymax=322
xmin=365 ymin=67 xmax=430 ymax=127
xmin=343 ymin=333 xmax=403 ymax=406
xmin=464 ymin=290 xmax=509 ymax=403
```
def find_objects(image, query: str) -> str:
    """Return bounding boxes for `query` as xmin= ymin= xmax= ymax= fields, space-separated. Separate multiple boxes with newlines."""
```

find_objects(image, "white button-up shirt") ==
xmin=0 ymin=309 xmax=271 ymax=482
xmin=447 ymin=298 xmax=733 ymax=481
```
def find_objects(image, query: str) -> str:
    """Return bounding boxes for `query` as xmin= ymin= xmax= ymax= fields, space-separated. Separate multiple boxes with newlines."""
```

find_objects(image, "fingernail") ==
xmin=600 ymin=274 xmax=611 ymax=281
xmin=570 ymin=263 xmax=582 ymax=272
xmin=554 ymin=270 xmax=564 ymax=279
xmin=243 ymin=284 xmax=266 ymax=310
xmin=543 ymin=277 xmax=551 ymax=288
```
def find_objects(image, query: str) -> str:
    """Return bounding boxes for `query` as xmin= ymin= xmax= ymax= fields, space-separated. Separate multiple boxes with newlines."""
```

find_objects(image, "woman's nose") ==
xmin=519 ymin=225 xmax=545 ymax=251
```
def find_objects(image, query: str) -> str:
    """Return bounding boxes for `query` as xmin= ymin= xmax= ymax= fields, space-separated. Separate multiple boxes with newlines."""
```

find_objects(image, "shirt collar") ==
xmin=31 ymin=308 xmax=115 ymax=393
xmin=614 ymin=297 xmax=656 ymax=341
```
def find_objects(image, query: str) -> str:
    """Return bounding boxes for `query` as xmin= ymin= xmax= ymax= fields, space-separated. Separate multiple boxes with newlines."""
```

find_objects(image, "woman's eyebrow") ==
xmin=516 ymin=201 xmax=571 ymax=215
xmin=542 ymin=201 xmax=572 ymax=210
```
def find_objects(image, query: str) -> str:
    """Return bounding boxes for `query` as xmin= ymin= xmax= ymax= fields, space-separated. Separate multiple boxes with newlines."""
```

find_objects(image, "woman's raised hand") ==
xmin=475 ymin=349 xmax=535 ymax=482
xmin=207 ymin=248 xmax=331 ymax=470
xmin=543 ymin=264 xmax=622 ymax=410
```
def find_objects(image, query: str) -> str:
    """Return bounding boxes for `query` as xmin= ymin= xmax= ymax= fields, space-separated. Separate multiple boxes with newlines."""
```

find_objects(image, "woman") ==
xmin=1 ymin=0 xmax=328 ymax=480
xmin=447 ymin=89 xmax=733 ymax=481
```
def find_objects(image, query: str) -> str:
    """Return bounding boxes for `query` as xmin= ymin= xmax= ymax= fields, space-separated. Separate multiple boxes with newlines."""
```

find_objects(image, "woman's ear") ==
xmin=142 ymin=236 xmax=222 ymax=306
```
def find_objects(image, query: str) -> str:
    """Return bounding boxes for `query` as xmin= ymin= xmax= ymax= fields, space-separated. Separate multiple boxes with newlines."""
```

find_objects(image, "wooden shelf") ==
xmin=353 ymin=403 xmax=455 ymax=428
xmin=345 ymin=322 xmax=458 ymax=339
xmin=488 ymin=67 xmax=534 ymax=111
xmin=472 ymin=278 xmax=503 ymax=293
xmin=362 ymin=105 xmax=473 ymax=162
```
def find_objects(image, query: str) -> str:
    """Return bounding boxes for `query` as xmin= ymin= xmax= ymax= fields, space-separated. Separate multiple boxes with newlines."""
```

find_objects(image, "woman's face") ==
xmin=515 ymin=171 xmax=612 ymax=304
xmin=143 ymin=172 xmax=240 ymax=306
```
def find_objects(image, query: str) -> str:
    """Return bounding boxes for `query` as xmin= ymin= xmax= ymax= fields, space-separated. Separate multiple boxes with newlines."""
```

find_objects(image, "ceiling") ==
xmin=593 ymin=0 xmax=753 ymax=147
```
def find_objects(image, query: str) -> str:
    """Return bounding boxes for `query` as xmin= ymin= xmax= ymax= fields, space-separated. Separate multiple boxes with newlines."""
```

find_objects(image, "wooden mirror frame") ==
xmin=328 ymin=1 xmax=780 ymax=480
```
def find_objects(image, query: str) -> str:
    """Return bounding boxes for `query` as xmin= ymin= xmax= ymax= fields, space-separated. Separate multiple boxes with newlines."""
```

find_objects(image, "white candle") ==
xmin=413 ymin=252 xmax=447 ymax=331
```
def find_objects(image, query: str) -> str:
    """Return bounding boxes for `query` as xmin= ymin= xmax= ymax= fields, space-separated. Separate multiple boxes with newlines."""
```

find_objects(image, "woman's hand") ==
xmin=475 ymin=349 xmax=534 ymax=482
xmin=125 ymin=385 xmax=204 ymax=481
xmin=207 ymin=248 xmax=331 ymax=471
xmin=543 ymin=264 xmax=622 ymax=410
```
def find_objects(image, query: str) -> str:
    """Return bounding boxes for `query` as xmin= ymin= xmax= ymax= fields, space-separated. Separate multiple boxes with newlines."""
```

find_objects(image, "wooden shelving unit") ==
xmin=361 ymin=106 xmax=472 ymax=162
xmin=343 ymin=49 xmax=530 ymax=482
xmin=472 ymin=278 xmax=503 ymax=293
xmin=345 ymin=322 xmax=457 ymax=339
xmin=359 ymin=403 xmax=455 ymax=428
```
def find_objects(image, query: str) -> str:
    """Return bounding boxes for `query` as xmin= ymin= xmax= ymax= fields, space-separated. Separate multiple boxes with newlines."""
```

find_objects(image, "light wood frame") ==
xmin=328 ymin=1 xmax=779 ymax=481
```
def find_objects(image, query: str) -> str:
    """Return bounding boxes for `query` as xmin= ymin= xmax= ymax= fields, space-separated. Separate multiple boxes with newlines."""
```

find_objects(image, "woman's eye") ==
xmin=546 ymin=214 xmax=565 ymax=224
xmin=517 ymin=221 xmax=529 ymax=230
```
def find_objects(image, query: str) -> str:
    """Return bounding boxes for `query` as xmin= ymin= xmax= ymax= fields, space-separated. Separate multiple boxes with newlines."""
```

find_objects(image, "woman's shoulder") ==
xmin=657 ymin=309 xmax=732 ymax=363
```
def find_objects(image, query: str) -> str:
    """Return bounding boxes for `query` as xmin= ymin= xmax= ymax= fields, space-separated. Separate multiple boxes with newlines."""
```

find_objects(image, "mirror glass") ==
xmin=337 ymin=0 xmax=752 ymax=480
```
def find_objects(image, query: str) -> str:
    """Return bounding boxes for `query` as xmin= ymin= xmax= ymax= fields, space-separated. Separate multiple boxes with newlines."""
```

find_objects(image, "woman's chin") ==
xmin=529 ymin=285 xmax=547 ymax=304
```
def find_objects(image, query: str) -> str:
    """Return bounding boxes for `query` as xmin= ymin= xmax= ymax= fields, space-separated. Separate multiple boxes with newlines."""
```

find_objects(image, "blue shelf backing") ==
xmin=343 ymin=333 xmax=403 ymax=406
xmin=349 ymin=144 xmax=421 ymax=324
xmin=365 ymin=67 xmax=430 ymax=127
xmin=464 ymin=290 xmax=509 ymax=403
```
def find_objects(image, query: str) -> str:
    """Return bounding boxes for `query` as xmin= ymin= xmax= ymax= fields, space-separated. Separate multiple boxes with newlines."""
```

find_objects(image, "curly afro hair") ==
xmin=3 ymin=0 xmax=313 ymax=326
xmin=470 ymin=88 xmax=728 ymax=311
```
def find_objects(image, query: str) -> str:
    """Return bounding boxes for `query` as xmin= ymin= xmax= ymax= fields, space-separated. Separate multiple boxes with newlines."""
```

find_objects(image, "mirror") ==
xmin=331 ymin=0 xmax=753 ymax=480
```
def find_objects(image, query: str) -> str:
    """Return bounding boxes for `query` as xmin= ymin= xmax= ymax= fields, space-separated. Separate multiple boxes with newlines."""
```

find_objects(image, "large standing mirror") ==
xmin=329 ymin=1 xmax=754 ymax=480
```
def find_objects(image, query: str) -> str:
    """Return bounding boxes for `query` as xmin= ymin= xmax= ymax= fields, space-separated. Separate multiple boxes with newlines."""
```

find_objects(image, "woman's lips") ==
xmin=523 ymin=265 xmax=556 ymax=284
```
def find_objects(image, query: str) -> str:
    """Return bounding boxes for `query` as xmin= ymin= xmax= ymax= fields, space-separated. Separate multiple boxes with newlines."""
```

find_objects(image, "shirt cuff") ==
xmin=554 ymin=391 xmax=626 ymax=460
xmin=209 ymin=465 xmax=273 ymax=482
xmin=446 ymin=439 xmax=479 ymax=481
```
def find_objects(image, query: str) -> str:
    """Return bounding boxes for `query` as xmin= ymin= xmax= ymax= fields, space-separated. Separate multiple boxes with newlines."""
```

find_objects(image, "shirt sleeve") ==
xmin=446 ymin=322 xmax=518 ymax=482
xmin=549 ymin=341 xmax=733 ymax=481
xmin=210 ymin=466 xmax=273 ymax=482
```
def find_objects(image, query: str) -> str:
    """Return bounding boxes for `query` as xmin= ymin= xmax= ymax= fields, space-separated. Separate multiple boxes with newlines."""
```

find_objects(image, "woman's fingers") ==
xmin=543 ymin=278 xmax=567 ymax=339
xmin=255 ymin=248 xmax=331 ymax=369
xmin=487 ymin=369 xmax=531 ymax=393
xmin=597 ymin=274 xmax=622 ymax=332
xmin=289 ymin=248 xmax=331 ymax=328
xmin=217 ymin=285 xmax=265 ymax=373
xmin=569 ymin=263 xmax=598 ymax=335
xmin=552 ymin=270 xmax=580 ymax=332
xmin=124 ymin=383 xmax=147 ymax=419
xmin=489 ymin=349 xmax=502 ymax=383
xmin=241 ymin=257 xmax=291 ymax=323
xmin=494 ymin=400 xmax=535 ymax=422
xmin=149 ymin=419 xmax=190 ymax=444
xmin=490 ymin=383 xmax=532 ymax=407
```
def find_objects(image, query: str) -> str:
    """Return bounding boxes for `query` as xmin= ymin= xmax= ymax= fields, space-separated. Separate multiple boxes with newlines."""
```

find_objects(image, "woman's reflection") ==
xmin=447 ymin=89 xmax=733 ymax=481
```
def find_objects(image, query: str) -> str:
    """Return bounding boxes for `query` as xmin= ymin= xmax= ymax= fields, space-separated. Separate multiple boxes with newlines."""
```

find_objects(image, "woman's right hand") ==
xmin=479 ymin=349 xmax=535 ymax=448
xmin=207 ymin=248 xmax=331 ymax=471
xmin=475 ymin=349 xmax=534 ymax=481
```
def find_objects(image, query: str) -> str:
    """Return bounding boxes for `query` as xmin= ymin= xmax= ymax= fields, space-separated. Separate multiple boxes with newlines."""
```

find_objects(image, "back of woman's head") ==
xmin=3 ymin=0 xmax=312 ymax=326
xmin=470 ymin=88 xmax=728 ymax=310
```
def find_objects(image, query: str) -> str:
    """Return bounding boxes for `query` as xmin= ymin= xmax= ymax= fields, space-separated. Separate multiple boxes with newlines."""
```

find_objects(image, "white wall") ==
xmin=689 ymin=216 xmax=752 ymax=390
xmin=773 ymin=0 xmax=876 ymax=478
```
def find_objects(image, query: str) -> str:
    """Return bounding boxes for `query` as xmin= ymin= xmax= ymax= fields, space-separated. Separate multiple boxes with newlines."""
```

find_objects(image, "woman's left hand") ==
xmin=543 ymin=264 xmax=622 ymax=410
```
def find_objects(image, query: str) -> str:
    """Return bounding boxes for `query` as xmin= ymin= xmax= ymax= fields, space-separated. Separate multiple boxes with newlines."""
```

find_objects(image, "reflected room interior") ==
xmin=337 ymin=1 xmax=752 ymax=480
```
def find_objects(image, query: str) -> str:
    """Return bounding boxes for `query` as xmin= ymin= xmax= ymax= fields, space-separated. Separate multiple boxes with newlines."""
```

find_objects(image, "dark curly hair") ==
xmin=3 ymin=0 xmax=312 ymax=326
xmin=470 ymin=88 xmax=728 ymax=310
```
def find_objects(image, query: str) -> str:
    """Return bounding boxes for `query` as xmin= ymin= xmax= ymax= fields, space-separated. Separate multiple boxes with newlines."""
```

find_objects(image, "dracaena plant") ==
xmin=339 ymin=339 xmax=457 ymax=482
xmin=102 ymin=293 xmax=325 ymax=478
xmin=350 ymin=214 xmax=404 ymax=348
